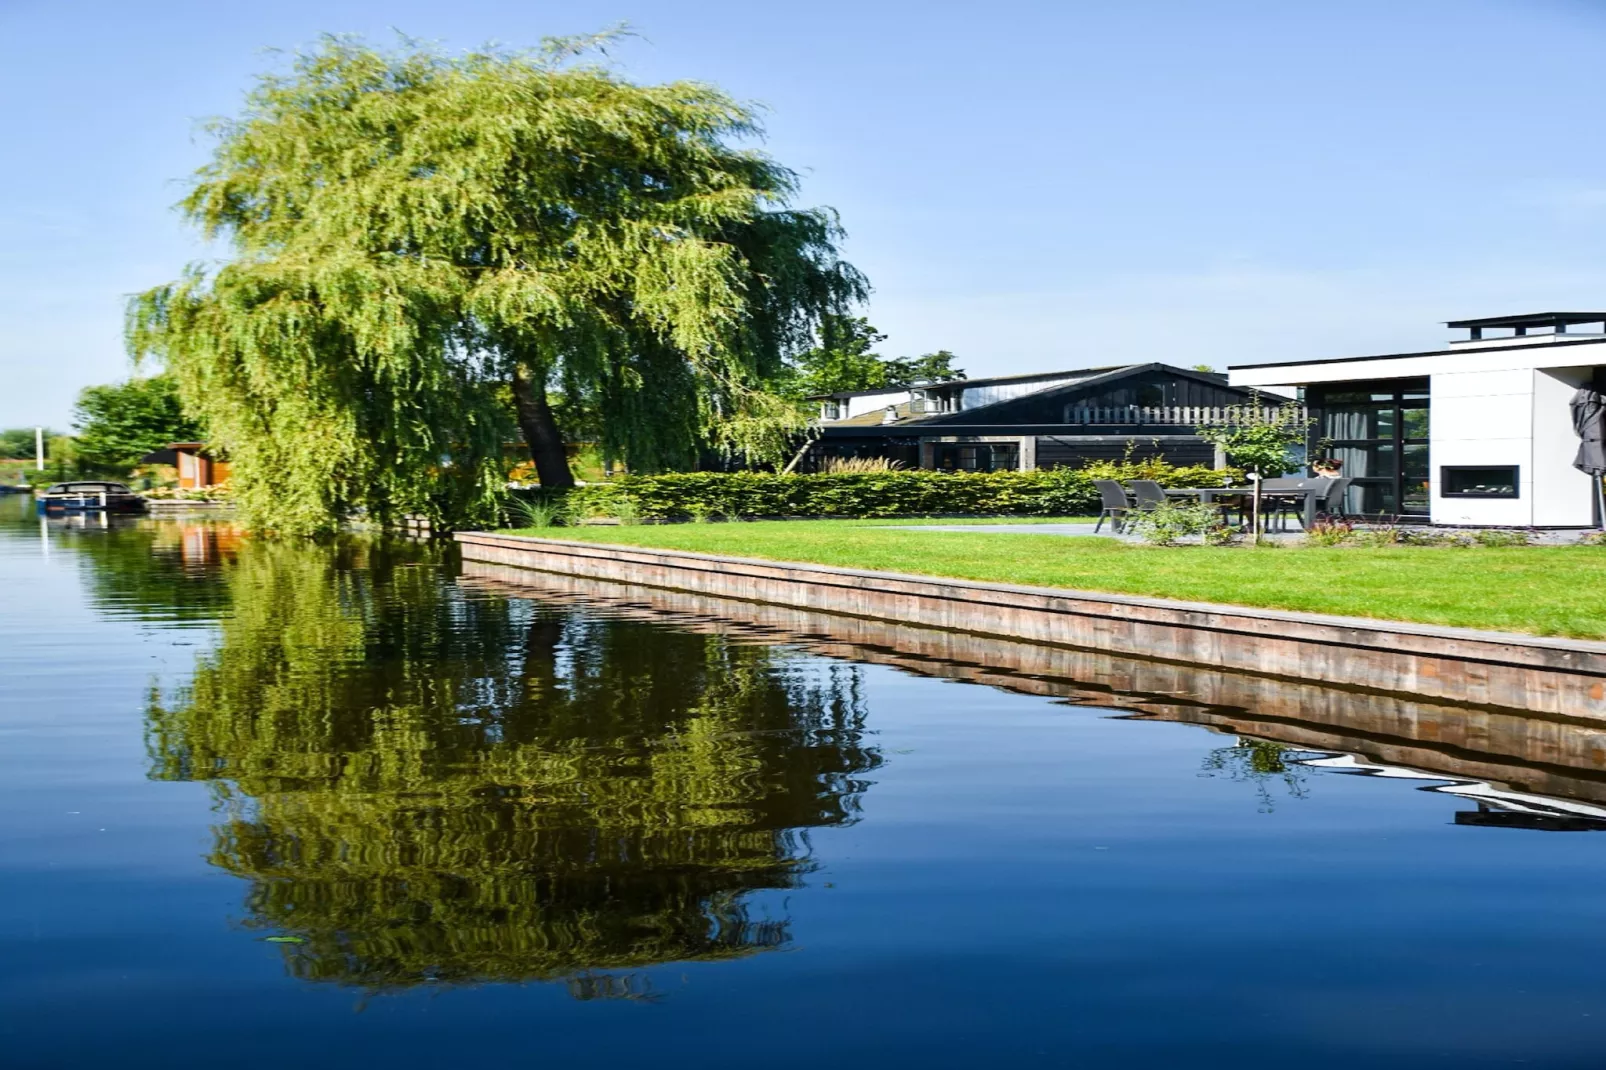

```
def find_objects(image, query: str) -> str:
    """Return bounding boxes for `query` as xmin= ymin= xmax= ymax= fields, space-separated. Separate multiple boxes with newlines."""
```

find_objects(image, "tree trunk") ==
xmin=510 ymin=364 xmax=574 ymax=489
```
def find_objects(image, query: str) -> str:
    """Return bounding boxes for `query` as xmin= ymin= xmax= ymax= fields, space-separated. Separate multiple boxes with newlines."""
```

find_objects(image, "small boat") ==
xmin=36 ymin=481 xmax=147 ymax=514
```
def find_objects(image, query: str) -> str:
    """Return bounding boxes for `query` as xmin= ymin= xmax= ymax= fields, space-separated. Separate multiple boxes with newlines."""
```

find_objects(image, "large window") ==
xmin=1309 ymin=379 xmax=1429 ymax=517
xmin=935 ymin=443 xmax=1019 ymax=472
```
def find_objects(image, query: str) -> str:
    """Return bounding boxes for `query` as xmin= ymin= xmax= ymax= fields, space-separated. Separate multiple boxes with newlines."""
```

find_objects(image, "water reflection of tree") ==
xmin=146 ymin=538 xmax=880 ymax=994
xmin=1200 ymin=737 xmax=1310 ymax=813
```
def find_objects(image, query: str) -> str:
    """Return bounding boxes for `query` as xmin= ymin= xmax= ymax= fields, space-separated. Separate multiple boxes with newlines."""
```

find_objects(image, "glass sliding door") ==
xmin=1309 ymin=379 xmax=1429 ymax=518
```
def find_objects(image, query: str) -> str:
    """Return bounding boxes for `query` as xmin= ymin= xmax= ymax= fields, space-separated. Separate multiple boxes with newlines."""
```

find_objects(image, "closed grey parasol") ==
xmin=1570 ymin=384 xmax=1606 ymax=526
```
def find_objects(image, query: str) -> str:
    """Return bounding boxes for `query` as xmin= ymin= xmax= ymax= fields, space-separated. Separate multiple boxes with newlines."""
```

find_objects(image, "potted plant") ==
xmin=1311 ymin=457 xmax=1343 ymax=478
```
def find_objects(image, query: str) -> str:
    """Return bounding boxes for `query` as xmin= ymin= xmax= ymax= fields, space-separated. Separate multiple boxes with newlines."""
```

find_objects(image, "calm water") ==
xmin=7 ymin=501 xmax=1606 ymax=1067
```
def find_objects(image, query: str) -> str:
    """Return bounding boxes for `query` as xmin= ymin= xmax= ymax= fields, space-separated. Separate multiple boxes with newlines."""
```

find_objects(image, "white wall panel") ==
xmin=1430 ymin=378 xmax=1533 ymax=526
xmin=1532 ymin=368 xmax=1596 ymax=527
xmin=1432 ymin=368 xmax=1534 ymax=399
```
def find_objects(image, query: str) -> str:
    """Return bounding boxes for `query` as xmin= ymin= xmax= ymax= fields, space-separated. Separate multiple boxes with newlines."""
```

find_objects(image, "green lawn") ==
xmin=500 ymin=519 xmax=1606 ymax=639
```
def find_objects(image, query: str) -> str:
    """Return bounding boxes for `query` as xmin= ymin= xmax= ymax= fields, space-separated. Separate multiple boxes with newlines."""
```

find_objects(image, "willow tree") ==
xmin=128 ymin=33 xmax=866 ymax=534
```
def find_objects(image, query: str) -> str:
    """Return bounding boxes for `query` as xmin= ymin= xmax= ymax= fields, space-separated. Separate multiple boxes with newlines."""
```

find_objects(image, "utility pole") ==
xmin=34 ymin=427 xmax=43 ymax=471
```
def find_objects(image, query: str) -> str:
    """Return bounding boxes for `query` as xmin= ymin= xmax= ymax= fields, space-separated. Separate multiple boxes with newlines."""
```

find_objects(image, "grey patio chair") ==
xmin=1127 ymin=480 xmax=1168 ymax=511
xmin=1266 ymin=477 xmax=1333 ymax=531
xmin=1319 ymin=477 xmax=1353 ymax=520
xmin=1092 ymin=479 xmax=1133 ymax=533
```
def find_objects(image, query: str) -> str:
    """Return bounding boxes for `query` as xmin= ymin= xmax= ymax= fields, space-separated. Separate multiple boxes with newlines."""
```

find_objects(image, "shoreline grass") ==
xmin=498 ymin=519 xmax=1606 ymax=639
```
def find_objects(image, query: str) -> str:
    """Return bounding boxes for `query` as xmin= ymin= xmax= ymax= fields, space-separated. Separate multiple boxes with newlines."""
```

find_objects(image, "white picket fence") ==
xmin=1064 ymin=404 xmax=1306 ymax=426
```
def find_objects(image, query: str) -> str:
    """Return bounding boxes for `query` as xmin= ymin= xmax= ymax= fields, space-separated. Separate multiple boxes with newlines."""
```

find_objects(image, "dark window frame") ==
xmin=1308 ymin=378 xmax=1429 ymax=518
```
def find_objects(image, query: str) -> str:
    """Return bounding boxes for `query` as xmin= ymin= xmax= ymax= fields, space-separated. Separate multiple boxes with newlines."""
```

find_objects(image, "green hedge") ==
xmin=512 ymin=461 xmax=1240 ymax=523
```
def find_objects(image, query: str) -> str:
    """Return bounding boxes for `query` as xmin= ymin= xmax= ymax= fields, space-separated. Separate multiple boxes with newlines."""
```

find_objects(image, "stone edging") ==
xmin=454 ymin=532 xmax=1606 ymax=720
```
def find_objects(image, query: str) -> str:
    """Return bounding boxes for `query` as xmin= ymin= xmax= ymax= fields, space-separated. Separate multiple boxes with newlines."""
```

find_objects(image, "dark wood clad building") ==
xmin=806 ymin=363 xmax=1290 ymax=472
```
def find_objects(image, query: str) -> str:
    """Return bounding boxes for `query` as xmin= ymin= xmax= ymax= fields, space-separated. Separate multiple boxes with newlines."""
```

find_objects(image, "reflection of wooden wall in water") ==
xmin=462 ymin=561 xmax=1606 ymax=809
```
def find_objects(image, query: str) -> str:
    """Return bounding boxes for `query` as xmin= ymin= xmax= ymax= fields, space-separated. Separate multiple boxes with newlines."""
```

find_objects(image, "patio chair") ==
xmin=1318 ymin=477 xmax=1353 ymax=520
xmin=1093 ymin=479 xmax=1133 ymax=533
xmin=1127 ymin=480 xmax=1168 ymax=511
xmin=1266 ymin=477 xmax=1333 ymax=531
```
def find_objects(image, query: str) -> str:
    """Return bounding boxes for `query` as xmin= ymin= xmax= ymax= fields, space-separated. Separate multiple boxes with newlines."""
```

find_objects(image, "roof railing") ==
xmin=1065 ymin=404 xmax=1305 ymax=426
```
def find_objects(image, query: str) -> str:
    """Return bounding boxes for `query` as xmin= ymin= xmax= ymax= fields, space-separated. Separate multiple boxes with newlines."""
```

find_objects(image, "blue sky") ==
xmin=6 ymin=0 xmax=1606 ymax=429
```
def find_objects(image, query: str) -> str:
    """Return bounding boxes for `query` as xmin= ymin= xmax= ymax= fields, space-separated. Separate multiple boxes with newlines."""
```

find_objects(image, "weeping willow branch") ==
xmin=128 ymin=30 xmax=865 ymax=534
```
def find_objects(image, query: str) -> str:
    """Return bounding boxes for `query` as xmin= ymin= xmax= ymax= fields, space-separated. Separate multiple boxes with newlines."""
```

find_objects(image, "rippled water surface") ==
xmin=8 ymin=499 xmax=1606 ymax=1068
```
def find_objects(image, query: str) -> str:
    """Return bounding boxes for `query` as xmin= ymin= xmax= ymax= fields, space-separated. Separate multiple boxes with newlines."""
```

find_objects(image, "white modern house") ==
xmin=1229 ymin=313 xmax=1606 ymax=527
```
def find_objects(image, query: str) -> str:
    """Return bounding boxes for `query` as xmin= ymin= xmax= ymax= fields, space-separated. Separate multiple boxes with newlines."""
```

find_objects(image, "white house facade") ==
xmin=1229 ymin=313 xmax=1606 ymax=527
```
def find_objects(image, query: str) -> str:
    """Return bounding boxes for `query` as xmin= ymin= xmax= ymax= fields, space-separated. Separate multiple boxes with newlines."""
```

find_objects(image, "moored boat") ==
xmin=35 ymin=481 xmax=147 ymax=514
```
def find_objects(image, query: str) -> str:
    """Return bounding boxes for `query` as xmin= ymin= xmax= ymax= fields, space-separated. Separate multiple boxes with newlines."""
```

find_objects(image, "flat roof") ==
xmin=1227 ymin=335 xmax=1606 ymax=373
xmin=1446 ymin=312 xmax=1606 ymax=329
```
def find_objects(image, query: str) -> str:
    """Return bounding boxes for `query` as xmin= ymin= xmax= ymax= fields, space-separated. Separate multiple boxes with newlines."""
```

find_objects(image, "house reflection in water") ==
xmin=1300 ymin=753 xmax=1606 ymax=832
xmin=176 ymin=522 xmax=243 ymax=568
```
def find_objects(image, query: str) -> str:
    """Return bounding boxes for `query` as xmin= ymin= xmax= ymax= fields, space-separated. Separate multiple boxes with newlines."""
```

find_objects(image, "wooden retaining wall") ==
xmin=457 ymin=562 xmax=1606 ymax=808
xmin=454 ymin=532 xmax=1606 ymax=721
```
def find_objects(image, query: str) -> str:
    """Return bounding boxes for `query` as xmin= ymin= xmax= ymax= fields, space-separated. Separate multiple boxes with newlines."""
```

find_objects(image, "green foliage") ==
xmin=786 ymin=314 xmax=964 ymax=397
xmin=1194 ymin=393 xmax=1308 ymax=545
xmin=128 ymin=32 xmax=865 ymax=534
xmin=1200 ymin=738 xmax=1309 ymax=812
xmin=1472 ymin=528 xmax=1533 ymax=548
xmin=72 ymin=374 xmax=202 ymax=474
xmin=514 ymin=461 xmax=1237 ymax=522
xmin=1302 ymin=518 xmax=1354 ymax=547
xmin=37 ymin=435 xmax=84 ymax=481
xmin=0 ymin=427 xmax=58 ymax=460
xmin=1195 ymin=395 xmax=1312 ymax=542
xmin=1124 ymin=500 xmax=1228 ymax=546
xmin=887 ymin=348 xmax=965 ymax=386
xmin=144 ymin=536 xmax=881 ymax=990
xmin=1301 ymin=523 xmax=1536 ymax=549
xmin=790 ymin=315 xmax=890 ymax=395
xmin=507 ymin=497 xmax=567 ymax=529
xmin=1194 ymin=396 xmax=1310 ymax=478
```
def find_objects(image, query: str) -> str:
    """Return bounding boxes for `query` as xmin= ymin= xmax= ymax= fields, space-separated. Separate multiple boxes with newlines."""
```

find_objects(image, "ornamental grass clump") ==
xmin=1124 ymin=501 xmax=1228 ymax=546
xmin=506 ymin=497 xmax=567 ymax=529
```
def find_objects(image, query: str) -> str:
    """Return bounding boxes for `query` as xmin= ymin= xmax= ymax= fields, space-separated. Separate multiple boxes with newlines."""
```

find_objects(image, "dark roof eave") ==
xmin=1445 ymin=312 xmax=1606 ymax=329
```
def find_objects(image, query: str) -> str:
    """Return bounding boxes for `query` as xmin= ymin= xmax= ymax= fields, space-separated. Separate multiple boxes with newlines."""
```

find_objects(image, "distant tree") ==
xmin=73 ymin=374 xmax=202 ymax=473
xmin=1191 ymin=364 xmax=1218 ymax=374
xmin=788 ymin=317 xmax=964 ymax=396
xmin=0 ymin=427 xmax=60 ymax=460
xmin=886 ymin=349 xmax=965 ymax=387
xmin=789 ymin=315 xmax=890 ymax=396
xmin=44 ymin=435 xmax=82 ymax=480
xmin=128 ymin=33 xmax=864 ymax=534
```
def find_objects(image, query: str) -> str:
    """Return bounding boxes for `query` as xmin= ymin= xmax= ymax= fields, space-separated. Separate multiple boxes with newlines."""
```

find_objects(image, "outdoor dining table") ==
xmin=1164 ymin=486 xmax=1324 ymax=530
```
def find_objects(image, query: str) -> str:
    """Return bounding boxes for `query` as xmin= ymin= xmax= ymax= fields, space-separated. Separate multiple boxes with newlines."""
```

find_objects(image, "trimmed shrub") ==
xmin=509 ymin=461 xmax=1240 ymax=524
